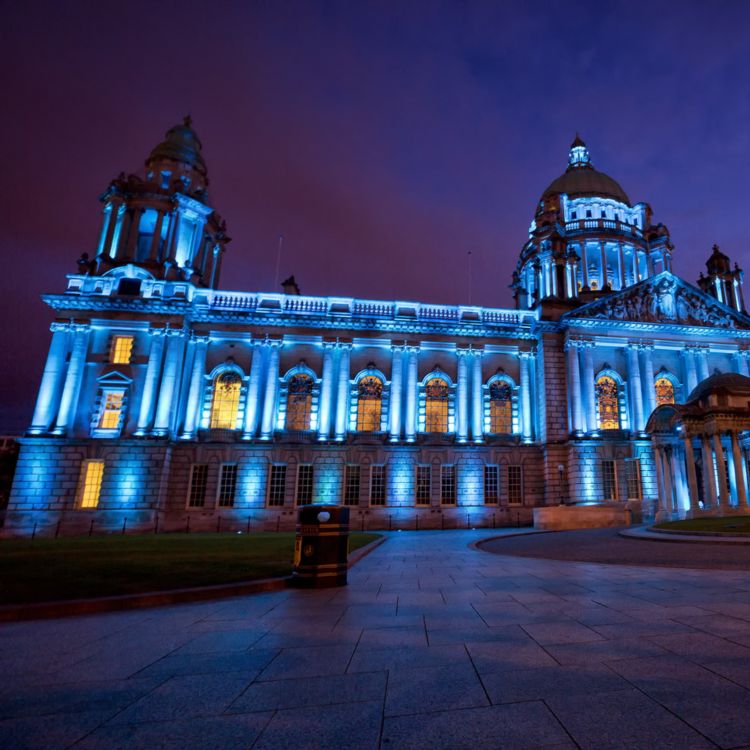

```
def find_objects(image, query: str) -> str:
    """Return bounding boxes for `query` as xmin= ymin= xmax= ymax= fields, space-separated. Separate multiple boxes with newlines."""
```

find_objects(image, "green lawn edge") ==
xmin=0 ymin=532 xmax=381 ymax=606
xmin=653 ymin=516 xmax=750 ymax=534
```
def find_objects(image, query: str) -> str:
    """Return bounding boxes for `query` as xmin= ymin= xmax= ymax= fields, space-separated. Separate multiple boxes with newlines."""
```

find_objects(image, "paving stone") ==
xmin=0 ymin=709 xmax=116 ymax=750
xmin=257 ymin=644 xmax=356 ymax=681
xmin=348 ymin=643 xmax=471 ymax=673
xmin=137 ymin=648 xmax=279 ymax=678
xmin=466 ymin=637 xmax=558 ymax=674
xmin=521 ymin=621 xmax=605 ymax=645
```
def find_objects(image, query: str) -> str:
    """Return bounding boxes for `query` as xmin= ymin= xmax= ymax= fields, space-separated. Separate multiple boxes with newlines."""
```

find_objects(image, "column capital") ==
xmin=404 ymin=344 xmax=420 ymax=355
xmin=518 ymin=348 xmax=536 ymax=360
xmin=390 ymin=343 xmax=406 ymax=353
xmin=638 ymin=340 xmax=655 ymax=351
xmin=190 ymin=334 xmax=210 ymax=345
xmin=163 ymin=326 xmax=186 ymax=338
xmin=50 ymin=322 xmax=72 ymax=333
xmin=336 ymin=340 xmax=353 ymax=351
xmin=456 ymin=348 xmax=470 ymax=358
xmin=148 ymin=326 xmax=167 ymax=337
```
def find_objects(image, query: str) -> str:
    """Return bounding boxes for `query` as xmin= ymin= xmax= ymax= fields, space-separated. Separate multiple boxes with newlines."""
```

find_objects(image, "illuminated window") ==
xmin=602 ymin=459 xmax=617 ymax=500
xmin=110 ymin=335 xmax=134 ymax=364
xmin=217 ymin=464 xmax=237 ymax=508
xmin=187 ymin=464 xmax=208 ymax=507
xmin=441 ymin=465 xmax=456 ymax=505
xmin=344 ymin=465 xmax=361 ymax=506
xmin=210 ymin=372 xmax=242 ymax=429
xmin=655 ymin=377 xmax=675 ymax=406
xmin=489 ymin=381 xmax=513 ymax=434
xmin=78 ymin=460 xmax=104 ymax=509
xmin=370 ymin=465 xmax=386 ymax=506
xmin=268 ymin=464 xmax=287 ymax=507
xmin=484 ymin=465 xmax=499 ymax=504
xmin=508 ymin=465 xmax=523 ymax=505
xmin=98 ymin=390 xmax=124 ymax=430
xmin=357 ymin=376 xmax=383 ymax=431
xmin=425 ymin=378 xmax=449 ymax=432
xmin=416 ymin=465 xmax=431 ymax=504
xmin=296 ymin=464 xmax=314 ymax=505
xmin=595 ymin=375 xmax=620 ymax=430
xmin=286 ymin=374 xmax=313 ymax=430
xmin=590 ymin=279 xmax=599 ymax=291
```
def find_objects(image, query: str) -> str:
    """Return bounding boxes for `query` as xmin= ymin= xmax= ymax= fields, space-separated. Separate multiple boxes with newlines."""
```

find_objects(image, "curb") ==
xmin=619 ymin=527 xmax=750 ymax=545
xmin=0 ymin=534 xmax=387 ymax=623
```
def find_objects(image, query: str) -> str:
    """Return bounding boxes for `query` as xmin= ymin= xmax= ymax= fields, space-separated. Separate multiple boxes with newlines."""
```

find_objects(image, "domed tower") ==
xmin=86 ymin=117 xmax=229 ymax=288
xmin=697 ymin=244 xmax=745 ymax=312
xmin=512 ymin=136 xmax=674 ymax=310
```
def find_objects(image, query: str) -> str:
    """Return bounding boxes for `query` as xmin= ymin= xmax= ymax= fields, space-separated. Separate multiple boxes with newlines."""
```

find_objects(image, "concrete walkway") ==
xmin=4 ymin=529 xmax=750 ymax=749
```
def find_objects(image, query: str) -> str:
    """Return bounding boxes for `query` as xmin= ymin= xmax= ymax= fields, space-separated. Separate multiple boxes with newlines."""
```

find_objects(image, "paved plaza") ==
xmin=4 ymin=529 xmax=750 ymax=748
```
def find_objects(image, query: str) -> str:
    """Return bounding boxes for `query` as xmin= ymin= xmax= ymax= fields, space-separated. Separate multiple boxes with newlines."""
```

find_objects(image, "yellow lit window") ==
xmin=489 ymin=381 xmax=513 ymax=434
xmin=286 ymin=374 xmax=313 ymax=430
xmin=595 ymin=375 xmax=620 ymax=430
xmin=99 ymin=391 xmax=124 ymax=429
xmin=210 ymin=372 xmax=242 ymax=429
xmin=655 ymin=377 xmax=675 ymax=406
xmin=78 ymin=460 xmax=104 ymax=509
xmin=357 ymin=376 xmax=383 ymax=431
xmin=425 ymin=377 xmax=449 ymax=433
xmin=110 ymin=335 xmax=134 ymax=364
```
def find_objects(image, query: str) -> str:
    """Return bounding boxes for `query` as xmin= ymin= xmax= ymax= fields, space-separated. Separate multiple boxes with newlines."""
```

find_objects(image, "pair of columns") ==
xmin=566 ymin=339 xmax=597 ymax=434
xmin=455 ymin=349 xmax=484 ymax=443
xmin=388 ymin=345 xmax=419 ymax=442
xmin=317 ymin=341 xmax=352 ymax=442
xmin=681 ymin=346 xmax=710 ymax=395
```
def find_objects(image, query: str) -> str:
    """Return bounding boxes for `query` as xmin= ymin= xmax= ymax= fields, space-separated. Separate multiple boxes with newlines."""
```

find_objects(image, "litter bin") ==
xmin=293 ymin=504 xmax=350 ymax=588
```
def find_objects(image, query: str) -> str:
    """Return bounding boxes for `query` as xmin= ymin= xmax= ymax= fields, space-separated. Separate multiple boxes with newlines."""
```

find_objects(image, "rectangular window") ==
xmin=78 ymin=459 xmax=104 ymax=509
xmin=441 ymin=465 xmax=456 ymax=505
xmin=268 ymin=464 xmax=287 ymax=507
xmin=602 ymin=459 xmax=617 ymax=500
xmin=370 ymin=465 xmax=386 ymax=506
xmin=344 ymin=465 xmax=361 ymax=506
xmin=296 ymin=464 xmax=314 ymax=505
xmin=484 ymin=465 xmax=499 ymax=504
xmin=416 ymin=465 xmax=431 ymax=505
xmin=188 ymin=464 xmax=208 ymax=508
xmin=98 ymin=391 xmax=124 ymax=430
xmin=624 ymin=458 xmax=642 ymax=500
xmin=217 ymin=463 xmax=237 ymax=507
xmin=508 ymin=465 xmax=523 ymax=505
xmin=110 ymin=335 xmax=134 ymax=364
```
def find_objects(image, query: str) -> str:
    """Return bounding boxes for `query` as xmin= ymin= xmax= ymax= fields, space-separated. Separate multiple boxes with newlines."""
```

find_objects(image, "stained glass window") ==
xmin=595 ymin=375 xmax=620 ymax=430
xmin=357 ymin=375 xmax=383 ymax=431
xmin=98 ymin=390 xmax=124 ymax=430
xmin=286 ymin=373 xmax=313 ymax=430
xmin=210 ymin=372 xmax=241 ymax=429
xmin=489 ymin=381 xmax=513 ymax=434
xmin=425 ymin=377 xmax=449 ymax=433
xmin=655 ymin=377 xmax=675 ymax=406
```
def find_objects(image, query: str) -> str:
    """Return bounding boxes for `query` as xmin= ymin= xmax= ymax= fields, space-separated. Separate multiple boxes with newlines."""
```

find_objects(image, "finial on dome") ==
xmin=568 ymin=134 xmax=591 ymax=170
xmin=183 ymin=114 xmax=192 ymax=128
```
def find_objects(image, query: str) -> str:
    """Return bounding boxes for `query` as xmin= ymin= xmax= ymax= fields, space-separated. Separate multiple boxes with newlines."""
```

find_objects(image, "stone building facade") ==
xmin=6 ymin=124 xmax=750 ymax=534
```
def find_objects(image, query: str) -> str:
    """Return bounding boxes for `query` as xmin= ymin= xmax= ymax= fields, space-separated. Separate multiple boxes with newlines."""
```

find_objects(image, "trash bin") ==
xmin=293 ymin=504 xmax=350 ymax=588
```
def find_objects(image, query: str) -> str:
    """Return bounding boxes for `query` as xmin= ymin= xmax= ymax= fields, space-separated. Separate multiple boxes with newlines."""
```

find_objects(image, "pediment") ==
xmin=97 ymin=368 xmax=133 ymax=385
xmin=564 ymin=272 xmax=750 ymax=330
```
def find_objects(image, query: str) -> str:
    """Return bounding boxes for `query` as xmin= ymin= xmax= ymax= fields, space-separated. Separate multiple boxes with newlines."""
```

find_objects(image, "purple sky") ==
xmin=1 ymin=1 xmax=749 ymax=432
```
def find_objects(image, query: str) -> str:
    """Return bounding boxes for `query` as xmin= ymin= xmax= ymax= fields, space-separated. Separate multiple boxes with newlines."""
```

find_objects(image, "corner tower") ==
xmin=86 ymin=117 xmax=229 ymax=289
xmin=697 ymin=244 xmax=745 ymax=313
xmin=512 ymin=136 xmax=673 ymax=310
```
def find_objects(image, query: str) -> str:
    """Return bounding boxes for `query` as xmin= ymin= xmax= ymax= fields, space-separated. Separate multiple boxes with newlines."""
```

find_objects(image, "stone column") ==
xmin=713 ymin=433 xmax=730 ymax=510
xmin=471 ymin=351 xmax=484 ymax=442
xmin=640 ymin=344 xmax=656 ymax=422
xmin=389 ymin=345 xmax=404 ymax=441
xmin=334 ymin=343 xmax=351 ymax=441
xmin=583 ymin=343 xmax=596 ymax=432
xmin=626 ymin=344 xmax=644 ymax=432
xmin=153 ymin=329 xmax=186 ymax=436
xmin=566 ymin=340 xmax=583 ymax=434
xmin=701 ymin=436 xmax=719 ymax=508
xmin=258 ymin=341 xmax=281 ymax=439
xmin=135 ymin=328 xmax=166 ymax=435
xmin=317 ymin=342 xmax=336 ymax=441
xmin=661 ymin=447 xmax=675 ymax=515
xmin=618 ymin=243 xmax=626 ymax=289
xmin=631 ymin=248 xmax=639 ymax=283
xmin=456 ymin=350 xmax=469 ymax=443
xmin=682 ymin=348 xmax=698 ymax=395
xmin=122 ymin=207 xmax=144 ymax=261
xmin=149 ymin=211 xmax=166 ymax=262
xmin=653 ymin=446 xmax=668 ymax=518
xmin=404 ymin=346 xmax=418 ymax=442
xmin=53 ymin=324 xmax=90 ymax=436
xmin=519 ymin=351 xmax=532 ymax=442
xmin=242 ymin=342 xmax=265 ymax=439
xmin=180 ymin=335 xmax=209 ymax=439
xmin=696 ymin=347 xmax=710 ymax=383
xmin=731 ymin=431 xmax=749 ymax=508
xmin=683 ymin=436 xmax=701 ymax=515
xmin=581 ymin=243 xmax=590 ymax=288
xmin=29 ymin=323 xmax=71 ymax=435
xmin=600 ymin=242 xmax=607 ymax=287
xmin=733 ymin=351 xmax=749 ymax=376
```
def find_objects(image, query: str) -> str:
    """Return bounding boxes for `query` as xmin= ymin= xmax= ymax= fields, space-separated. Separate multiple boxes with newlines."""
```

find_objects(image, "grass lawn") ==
xmin=653 ymin=516 xmax=750 ymax=534
xmin=0 ymin=532 xmax=380 ymax=606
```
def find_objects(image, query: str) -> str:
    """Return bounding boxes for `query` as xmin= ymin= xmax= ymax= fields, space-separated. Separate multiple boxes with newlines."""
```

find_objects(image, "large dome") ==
xmin=687 ymin=373 xmax=750 ymax=403
xmin=541 ymin=135 xmax=630 ymax=205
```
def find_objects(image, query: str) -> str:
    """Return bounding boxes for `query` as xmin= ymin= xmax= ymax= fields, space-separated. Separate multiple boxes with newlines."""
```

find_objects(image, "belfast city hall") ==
xmin=7 ymin=122 xmax=750 ymax=534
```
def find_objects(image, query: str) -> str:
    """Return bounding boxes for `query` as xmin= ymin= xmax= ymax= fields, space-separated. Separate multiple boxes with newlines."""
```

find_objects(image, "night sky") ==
xmin=1 ymin=1 xmax=749 ymax=432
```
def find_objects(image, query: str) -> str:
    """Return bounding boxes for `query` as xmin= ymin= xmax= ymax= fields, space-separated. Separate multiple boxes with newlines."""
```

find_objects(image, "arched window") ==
xmin=655 ymin=377 xmax=675 ymax=406
xmin=357 ymin=376 xmax=383 ymax=431
xmin=210 ymin=372 xmax=241 ymax=429
xmin=425 ymin=377 xmax=450 ymax=433
xmin=489 ymin=381 xmax=513 ymax=434
xmin=286 ymin=373 xmax=314 ymax=430
xmin=595 ymin=375 xmax=620 ymax=430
